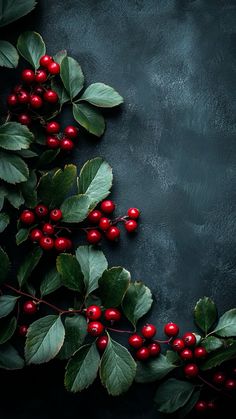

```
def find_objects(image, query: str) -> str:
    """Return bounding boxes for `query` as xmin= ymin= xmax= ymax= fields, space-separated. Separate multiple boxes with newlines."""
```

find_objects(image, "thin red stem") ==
xmin=154 ymin=338 xmax=172 ymax=344
xmin=106 ymin=326 xmax=134 ymax=334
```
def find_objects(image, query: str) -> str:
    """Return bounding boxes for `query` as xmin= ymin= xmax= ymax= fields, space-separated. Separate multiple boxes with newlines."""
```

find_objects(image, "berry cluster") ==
xmin=45 ymin=121 xmax=78 ymax=150
xmin=86 ymin=200 xmax=140 ymax=244
xmin=86 ymin=305 xmax=121 ymax=347
xmin=19 ymin=205 xmax=72 ymax=251
xmin=128 ymin=324 xmax=160 ymax=360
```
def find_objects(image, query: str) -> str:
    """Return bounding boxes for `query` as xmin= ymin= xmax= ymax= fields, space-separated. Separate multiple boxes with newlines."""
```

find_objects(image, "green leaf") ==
xmin=178 ymin=389 xmax=201 ymax=418
xmin=194 ymin=297 xmax=217 ymax=335
xmin=17 ymin=31 xmax=46 ymax=69
xmin=20 ymin=169 xmax=37 ymax=208
xmin=0 ymin=151 xmax=29 ymax=184
xmin=54 ymin=49 xmax=67 ymax=65
xmin=56 ymin=254 xmax=84 ymax=292
xmin=201 ymin=342 xmax=236 ymax=370
xmin=0 ymin=40 xmax=19 ymax=68
xmin=0 ymin=295 xmax=18 ymax=318
xmin=0 ymin=212 xmax=9 ymax=233
xmin=0 ymin=246 xmax=10 ymax=283
xmin=58 ymin=315 xmax=87 ymax=360
xmin=100 ymin=336 xmax=136 ymax=396
xmin=36 ymin=149 xmax=60 ymax=169
xmin=0 ymin=0 xmax=37 ymax=27
xmin=6 ymin=186 xmax=24 ymax=208
xmin=60 ymin=56 xmax=84 ymax=100
xmin=80 ymin=83 xmax=123 ymax=108
xmin=0 ymin=344 xmax=24 ymax=369
xmin=17 ymin=247 xmax=43 ymax=286
xmin=0 ymin=316 xmax=17 ymax=344
xmin=135 ymin=354 xmax=176 ymax=383
xmin=16 ymin=149 xmax=38 ymax=159
xmin=154 ymin=379 xmax=195 ymax=414
xmin=78 ymin=157 xmax=113 ymax=207
xmin=51 ymin=78 xmax=70 ymax=107
xmin=65 ymin=343 xmax=100 ymax=392
xmin=99 ymin=267 xmax=130 ymax=307
xmin=166 ymin=350 xmax=181 ymax=364
xmin=212 ymin=309 xmax=236 ymax=337
xmin=25 ymin=315 xmax=65 ymax=364
xmin=16 ymin=228 xmax=30 ymax=245
xmin=60 ymin=194 xmax=90 ymax=223
xmin=75 ymin=245 xmax=108 ymax=294
xmin=73 ymin=103 xmax=105 ymax=137
xmin=122 ymin=281 xmax=153 ymax=326
xmin=40 ymin=268 xmax=61 ymax=297
xmin=201 ymin=336 xmax=223 ymax=352
xmin=0 ymin=122 xmax=33 ymax=151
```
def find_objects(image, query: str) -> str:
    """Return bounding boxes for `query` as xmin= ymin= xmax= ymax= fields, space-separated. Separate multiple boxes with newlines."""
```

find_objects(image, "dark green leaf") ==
xmin=0 ymin=295 xmax=18 ymax=318
xmin=178 ymin=390 xmax=201 ymax=418
xmin=0 ymin=343 xmax=24 ymax=369
xmin=135 ymin=354 xmax=176 ymax=383
xmin=6 ymin=186 xmax=24 ymax=208
xmin=16 ymin=228 xmax=30 ymax=245
xmin=201 ymin=341 xmax=236 ymax=370
xmin=0 ymin=122 xmax=33 ymax=151
xmin=36 ymin=149 xmax=60 ymax=169
xmin=16 ymin=149 xmax=38 ymax=158
xmin=17 ymin=247 xmax=43 ymax=286
xmin=0 ymin=212 xmax=9 ymax=233
xmin=201 ymin=336 xmax=223 ymax=352
xmin=80 ymin=83 xmax=123 ymax=108
xmin=20 ymin=169 xmax=37 ymax=208
xmin=122 ymin=281 xmax=153 ymax=326
xmin=0 ymin=246 xmax=10 ymax=283
xmin=0 ymin=151 xmax=29 ymax=184
xmin=40 ymin=268 xmax=61 ymax=297
xmin=0 ymin=40 xmax=19 ymax=68
xmin=73 ymin=103 xmax=105 ymax=137
xmin=99 ymin=267 xmax=130 ymax=307
xmin=0 ymin=0 xmax=37 ymax=27
xmin=154 ymin=379 xmax=195 ymax=414
xmin=51 ymin=78 xmax=70 ymax=107
xmin=17 ymin=31 xmax=45 ymax=69
xmin=58 ymin=315 xmax=87 ymax=360
xmin=212 ymin=309 xmax=236 ymax=337
xmin=75 ymin=245 xmax=108 ymax=294
xmin=56 ymin=254 xmax=84 ymax=292
xmin=194 ymin=297 xmax=217 ymax=335
xmin=60 ymin=56 xmax=84 ymax=100
xmin=60 ymin=194 xmax=90 ymax=223
xmin=166 ymin=350 xmax=181 ymax=364
xmin=0 ymin=316 xmax=17 ymax=344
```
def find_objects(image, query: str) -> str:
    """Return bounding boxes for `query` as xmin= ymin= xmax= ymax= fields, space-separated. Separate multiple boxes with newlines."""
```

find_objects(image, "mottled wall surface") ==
xmin=1 ymin=1 xmax=236 ymax=418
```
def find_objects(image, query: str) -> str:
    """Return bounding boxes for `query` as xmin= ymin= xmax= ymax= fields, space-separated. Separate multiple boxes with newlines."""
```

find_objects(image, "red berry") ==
xmin=60 ymin=138 xmax=74 ymax=151
xmin=141 ymin=324 xmax=156 ymax=339
xmin=86 ymin=305 xmax=102 ymax=320
xmin=164 ymin=322 xmax=179 ymax=337
xmin=39 ymin=55 xmax=53 ymax=67
xmin=184 ymin=363 xmax=199 ymax=378
xmin=88 ymin=210 xmax=102 ymax=224
xmin=47 ymin=61 xmax=60 ymax=74
xmin=136 ymin=347 xmax=150 ymax=361
xmin=195 ymin=401 xmax=207 ymax=412
xmin=21 ymin=69 xmax=35 ymax=83
xmin=23 ymin=300 xmax=37 ymax=314
xmin=100 ymin=200 xmax=115 ymax=214
xmin=13 ymin=84 xmax=22 ymax=94
xmin=96 ymin=335 xmax=108 ymax=352
xmin=213 ymin=372 xmax=226 ymax=385
xmin=87 ymin=321 xmax=104 ymax=336
xmin=46 ymin=136 xmax=60 ymax=149
xmin=104 ymin=308 xmax=121 ymax=322
xmin=183 ymin=332 xmax=197 ymax=347
xmin=35 ymin=70 xmax=48 ymax=83
xmin=18 ymin=325 xmax=28 ymax=337
xmin=45 ymin=121 xmax=60 ymax=134
xmin=225 ymin=379 xmax=236 ymax=390
xmin=50 ymin=208 xmax=62 ymax=221
xmin=34 ymin=86 xmax=44 ymax=95
xmin=127 ymin=208 xmax=140 ymax=219
xmin=125 ymin=219 xmax=138 ymax=232
xmin=7 ymin=94 xmax=18 ymax=106
xmin=99 ymin=217 xmax=111 ymax=231
xmin=18 ymin=113 xmax=31 ymax=125
xmin=35 ymin=204 xmax=48 ymax=218
xmin=43 ymin=90 xmax=58 ymax=103
xmin=148 ymin=342 xmax=161 ymax=357
xmin=42 ymin=223 xmax=54 ymax=235
xmin=20 ymin=210 xmax=35 ymax=224
xmin=172 ymin=338 xmax=185 ymax=352
xmin=128 ymin=334 xmax=144 ymax=349
xmin=106 ymin=226 xmax=120 ymax=241
xmin=39 ymin=236 xmax=54 ymax=250
xmin=194 ymin=347 xmax=207 ymax=359
xmin=30 ymin=229 xmax=43 ymax=242
xmin=18 ymin=90 xmax=30 ymax=104
xmin=65 ymin=238 xmax=72 ymax=250
xmin=180 ymin=348 xmax=193 ymax=361
xmin=207 ymin=401 xmax=216 ymax=410
xmin=87 ymin=229 xmax=102 ymax=244
xmin=54 ymin=237 xmax=69 ymax=252
xmin=64 ymin=125 xmax=78 ymax=139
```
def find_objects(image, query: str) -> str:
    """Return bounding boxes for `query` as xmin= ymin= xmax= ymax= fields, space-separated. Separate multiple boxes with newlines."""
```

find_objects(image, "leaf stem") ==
xmin=106 ymin=326 xmax=134 ymax=334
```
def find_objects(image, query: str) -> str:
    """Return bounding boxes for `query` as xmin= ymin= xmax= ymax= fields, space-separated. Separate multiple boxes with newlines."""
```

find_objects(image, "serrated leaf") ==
xmin=60 ymin=56 xmax=84 ymax=100
xmin=80 ymin=83 xmax=123 ymax=108
xmin=0 ymin=343 xmax=24 ymax=369
xmin=0 ymin=151 xmax=29 ymax=184
xmin=0 ymin=212 xmax=9 ymax=233
xmin=122 ymin=281 xmax=153 ymax=326
xmin=135 ymin=354 xmax=176 ymax=383
xmin=16 ymin=227 xmax=29 ymax=245
xmin=99 ymin=267 xmax=130 ymax=307
xmin=0 ymin=40 xmax=19 ymax=68
xmin=17 ymin=31 xmax=45 ymax=69
xmin=0 ymin=316 xmax=17 ymax=344
xmin=194 ymin=297 xmax=217 ymax=335
xmin=58 ymin=315 xmax=87 ymax=360
xmin=0 ymin=246 xmax=10 ymax=283
xmin=0 ymin=0 xmax=37 ymax=27
xmin=65 ymin=343 xmax=100 ymax=392
xmin=17 ymin=247 xmax=43 ymax=286
xmin=201 ymin=336 xmax=223 ymax=352
xmin=60 ymin=194 xmax=90 ymax=223
xmin=56 ymin=254 xmax=84 ymax=292
xmin=201 ymin=342 xmax=236 ymax=370
xmin=78 ymin=157 xmax=113 ymax=207
xmin=0 ymin=295 xmax=18 ymax=318
xmin=73 ymin=103 xmax=105 ymax=137
xmin=212 ymin=309 xmax=236 ymax=337
xmin=25 ymin=315 xmax=65 ymax=364
xmin=178 ymin=389 xmax=201 ymax=418
xmin=40 ymin=268 xmax=61 ymax=297
xmin=0 ymin=122 xmax=33 ymax=151
xmin=100 ymin=336 xmax=136 ymax=396
xmin=154 ymin=379 xmax=195 ymax=414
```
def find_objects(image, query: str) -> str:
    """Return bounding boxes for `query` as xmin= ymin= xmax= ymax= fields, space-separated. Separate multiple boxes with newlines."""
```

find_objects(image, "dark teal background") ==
xmin=1 ymin=0 xmax=236 ymax=417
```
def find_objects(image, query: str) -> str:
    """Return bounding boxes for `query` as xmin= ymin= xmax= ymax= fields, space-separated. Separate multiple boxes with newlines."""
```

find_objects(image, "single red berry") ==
xmin=34 ymin=86 xmax=44 ymax=96
xmin=45 ymin=121 xmax=60 ymax=134
xmin=106 ymin=226 xmax=120 ymax=241
xmin=213 ymin=372 xmax=226 ymax=385
xmin=35 ymin=204 xmax=48 ymax=218
xmin=18 ymin=325 xmax=28 ymax=337
xmin=64 ymin=125 xmax=78 ymax=139
xmin=20 ymin=210 xmax=35 ymax=224
xmin=207 ymin=401 xmax=216 ymax=410
xmin=42 ymin=223 xmax=54 ymax=235
xmin=100 ymin=200 xmax=115 ymax=214
xmin=104 ymin=308 xmax=121 ymax=322
xmin=136 ymin=347 xmax=150 ymax=361
xmin=88 ymin=210 xmax=102 ymax=224
xmin=128 ymin=334 xmax=144 ymax=349
xmin=96 ymin=335 xmax=108 ymax=352
xmin=148 ymin=342 xmax=161 ymax=357
xmin=65 ymin=238 xmax=72 ymax=250
xmin=225 ymin=379 xmax=236 ymax=390
xmin=35 ymin=69 xmax=48 ymax=83
xmin=39 ymin=236 xmax=54 ymax=250
xmin=184 ymin=363 xmax=199 ymax=378
xmin=47 ymin=61 xmax=60 ymax=74
xmin=46 ymin=136 xmax=60 ymax=149
xmin=183 ymin=332 xmax=197 ymax=347
xmin=50 ymin=208 xmax=62 ymax=221
xmin=30 ymin=229 xmax=43 ymax=242
xmin=99 ymin=217 xmax=111 ymax=231
xmin=141 ymin=324 xmax=156 ymax=339
xmin=7 ymin=94 xmax=18 ymax=106
xmin=86 ymin=305 xmax=102 ymax=320
xmin=17 ymin=90 xmax=30 ymax=104
xmin=125 ymin=219 xmax=138 ymax=232
xmin=164 ymin=322 xmax=179 ymax=337
xmin=195 ymin=401 xmax=207 ymax=412
xmin=54 ymin=237 xmax=69 ymax=252
xmin=39 ymin=55 xmax=53 ymax=67
xmin=180 ymin=348 xmax=193 ymax=361
xmin=87 ymin=321 xmax=104 ymax=336
xmin=194 ymin=346 xmax=207 ymax=359
xmin=60 ymin=138 xmax=74 ymax=151
xmin=172 ymin=338 xmax=185 ymax=352
xmin=87 ymin=229 xmax=102 ymax=244
xmin=21 ymin=69 xmax=35 ymax=83
xmin=23 ymin=300 xmax=37 ymax=314
xmin=127 ymin=207 xmax=140 ymax=219
xmin=18 ymin=113 xmax=31 ymax=125
xmin=43 ymin=90 xmax=58 ymax=103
